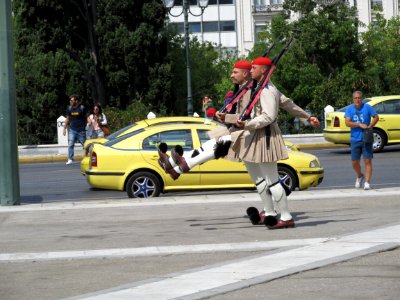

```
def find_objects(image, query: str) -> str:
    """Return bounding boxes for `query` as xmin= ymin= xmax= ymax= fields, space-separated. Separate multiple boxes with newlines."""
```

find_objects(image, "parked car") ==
xmin=83 ymin=116 xmax=220 ymax=153
xmin=323 ymin=95 xmax=400 ymax=152
xmin=81 ymin=117 xmax=300 ymax=175
xmin=82 ymin=122 xmax=324 ymax=198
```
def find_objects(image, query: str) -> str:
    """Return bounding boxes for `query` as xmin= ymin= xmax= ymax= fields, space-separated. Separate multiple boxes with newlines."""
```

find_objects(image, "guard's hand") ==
xmin=235 ymin=119 xmax=246 ymax=128
xmin=215 ymin=111 xmax=226 ymax=123
xmin=63 ymin=128 xmax=67 ymax=136
xmin=308 ymin=116 xmax=320 ymax=128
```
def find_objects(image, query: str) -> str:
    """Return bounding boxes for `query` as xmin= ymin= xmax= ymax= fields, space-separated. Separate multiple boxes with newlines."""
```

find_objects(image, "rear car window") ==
xmin=107 ymin=123 xmax=138 ymax=140
xmin=104 ymin=128 xmax=145 ymax=146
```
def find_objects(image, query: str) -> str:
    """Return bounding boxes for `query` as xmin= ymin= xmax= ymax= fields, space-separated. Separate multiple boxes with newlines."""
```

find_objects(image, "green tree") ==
xmin=96 ymin=0 xmax=171 ymax=109
xmin=361 ymin=15 xmax=400 ymax=96
xmin=252 ymin=0 xmax=363 ymax=121
xmin=166 ymin=32 xmax=226 ymax=115
xmin=13 ymin=0 xmax=172 ymax=143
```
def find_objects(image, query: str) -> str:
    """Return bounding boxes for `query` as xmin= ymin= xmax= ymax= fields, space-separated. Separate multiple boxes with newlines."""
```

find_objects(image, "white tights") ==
xmin=169 ymin=135 xmax=232 ymax=173
xmin=244 ymin=161 xmax=292 ymax=221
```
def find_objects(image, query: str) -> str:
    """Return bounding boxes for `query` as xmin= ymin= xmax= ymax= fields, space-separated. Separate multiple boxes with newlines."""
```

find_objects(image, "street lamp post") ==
xmin=163 ymin=0 xmax=209 ymax=116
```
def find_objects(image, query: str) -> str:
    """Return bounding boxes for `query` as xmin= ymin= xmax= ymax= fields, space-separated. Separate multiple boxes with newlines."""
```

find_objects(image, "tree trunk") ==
xmin=83 ymin=0 xmax=106 ymax=106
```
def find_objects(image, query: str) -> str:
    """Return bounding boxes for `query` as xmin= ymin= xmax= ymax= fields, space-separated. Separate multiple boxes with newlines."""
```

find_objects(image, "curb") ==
xmin=19 ymin=155 xmax=84 ymax=164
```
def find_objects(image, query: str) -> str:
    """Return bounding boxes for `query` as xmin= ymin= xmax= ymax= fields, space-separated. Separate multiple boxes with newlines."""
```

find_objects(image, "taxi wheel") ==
xmin=372 ymin=129 xmax=385 ymax=153
xmin=126 ymin=172 xmax=161 ymax=198
xmin=278 ymin=166 xmax=297 ymax=191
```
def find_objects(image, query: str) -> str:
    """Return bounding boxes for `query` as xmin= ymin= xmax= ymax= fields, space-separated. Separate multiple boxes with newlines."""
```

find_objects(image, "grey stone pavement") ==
xmin=3 ymin=135 xmax=397 ymax=300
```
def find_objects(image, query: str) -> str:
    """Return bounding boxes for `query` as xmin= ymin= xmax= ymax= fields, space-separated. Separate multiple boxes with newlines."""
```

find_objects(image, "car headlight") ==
xmin=309 ymin=159 xmax=320 ymax=168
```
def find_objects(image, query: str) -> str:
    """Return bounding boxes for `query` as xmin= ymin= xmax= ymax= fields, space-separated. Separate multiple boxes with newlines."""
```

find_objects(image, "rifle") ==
xmin=239 ymin=35 xmax=295 ymax=121
xmin=218 ymin=39 xmax=279 ymax=114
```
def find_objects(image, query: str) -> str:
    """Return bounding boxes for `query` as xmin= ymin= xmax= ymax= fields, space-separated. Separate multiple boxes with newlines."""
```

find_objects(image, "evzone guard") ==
xmin=158 ymin=57 xmax=320 ymax=229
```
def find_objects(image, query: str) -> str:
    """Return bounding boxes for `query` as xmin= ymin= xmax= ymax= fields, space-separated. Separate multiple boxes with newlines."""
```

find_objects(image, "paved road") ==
xmin=19 ymin=145 xmax=400 ymax=203
xmin=1 ymin=189 xmax=399 ymax=299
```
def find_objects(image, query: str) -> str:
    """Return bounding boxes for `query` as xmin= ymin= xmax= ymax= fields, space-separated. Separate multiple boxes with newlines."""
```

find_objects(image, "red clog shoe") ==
xmin=157 ymin=151 xmax=180 ymax=180
xmin=171 ymin=148 xmax=190 ymax=173
xmin=267 ymin=219 xmax=295 ymax=229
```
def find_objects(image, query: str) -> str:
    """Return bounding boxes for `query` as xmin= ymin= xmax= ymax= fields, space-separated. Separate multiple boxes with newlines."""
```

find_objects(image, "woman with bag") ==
xmin=345 ymin=91 xmax=379 ymax=190
xmin=86 ymin=103 xmax=109 ymax=138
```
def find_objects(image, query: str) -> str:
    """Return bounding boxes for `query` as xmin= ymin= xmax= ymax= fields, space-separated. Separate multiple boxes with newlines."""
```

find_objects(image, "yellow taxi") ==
xmin=83 ymin=116 xmax=220 ymax=153
xmin=83 ymin=122 xmax=324 ymax=198
xmin=80 ymin=117 xmax=300 ymax=175
xmin=323 ymin=95 xmax=400 ymax=152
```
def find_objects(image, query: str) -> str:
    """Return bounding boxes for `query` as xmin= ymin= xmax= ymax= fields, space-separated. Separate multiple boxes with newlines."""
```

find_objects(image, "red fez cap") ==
xmin=233 ymin=60 xmax=252 ymax=70
xmin=252 ymin=57 xmax=273 ymax=66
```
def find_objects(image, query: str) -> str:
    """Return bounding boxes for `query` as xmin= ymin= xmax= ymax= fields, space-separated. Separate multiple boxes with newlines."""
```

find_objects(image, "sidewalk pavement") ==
xmin=18 ymin=134 xmax=347 ymax=164
xmin=0 ymin=188 xmax=399 ymax=300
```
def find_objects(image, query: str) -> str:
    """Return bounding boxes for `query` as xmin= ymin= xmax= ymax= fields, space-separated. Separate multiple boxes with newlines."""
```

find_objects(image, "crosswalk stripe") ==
xmin=0 ymin=238 xmax=327 ymax=262
xmin=72 ymin=224 xmax=400 ymax=300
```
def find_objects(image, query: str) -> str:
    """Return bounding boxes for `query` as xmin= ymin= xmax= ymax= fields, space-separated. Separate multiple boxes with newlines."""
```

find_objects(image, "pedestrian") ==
xmin=86 ymin=102 xmax=108 ymax=139
xmin=159 ymin=58 xmax=320 ymax=229
xmin=63 ymin=95 xmax=87 ymax=165
xmin=344 ymin=91 xmax=379 ymax=190
xmin=202 ymin=95 xmax=217 ymax=124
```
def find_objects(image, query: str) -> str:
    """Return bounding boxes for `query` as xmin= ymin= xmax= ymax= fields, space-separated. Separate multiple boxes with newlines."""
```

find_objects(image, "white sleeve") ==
xmin=101 ymin=113 xmax=107 ymax=125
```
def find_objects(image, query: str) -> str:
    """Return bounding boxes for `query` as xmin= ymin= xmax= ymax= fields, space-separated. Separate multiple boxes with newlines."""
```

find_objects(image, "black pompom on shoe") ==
xmin=264 ymin=215 xmax=278 ymax=228
xmin=174 ymin=144 xmax=184 ymax=156
xmin=246 ymin=207 xmax=261 ymax=225
xmin=159 ymin=142 xmax=168 ymax=153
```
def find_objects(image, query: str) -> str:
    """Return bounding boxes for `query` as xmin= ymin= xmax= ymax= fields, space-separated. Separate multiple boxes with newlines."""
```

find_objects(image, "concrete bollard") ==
xmin=324 ymin=105 xmax=334 ymax=128
xmin=57 ymin=116 xmax=68 ymax=146
xmin=147 ymin=112 xmax=156 ymax=119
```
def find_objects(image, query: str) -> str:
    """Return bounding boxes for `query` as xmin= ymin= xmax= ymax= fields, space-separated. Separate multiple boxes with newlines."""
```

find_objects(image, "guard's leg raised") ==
xmin=171 ymin=136 xmax=232 ymax=173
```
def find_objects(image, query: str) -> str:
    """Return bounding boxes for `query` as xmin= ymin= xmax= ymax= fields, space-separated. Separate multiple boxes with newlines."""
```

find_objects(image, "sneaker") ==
xmin=66 ymin=159 xmax=73 ymax=165
xmin=355 ymin=174 xmax=364 ymax=188
xmin=364 ymin=182 xmax=371 ymax=190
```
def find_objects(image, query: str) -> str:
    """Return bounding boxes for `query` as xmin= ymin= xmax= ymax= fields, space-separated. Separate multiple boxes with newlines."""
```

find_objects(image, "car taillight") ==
xmin=90 ymin=152 xmax=97 ymax=167
xmin=333 ymin=116 xmax=340 ymax=127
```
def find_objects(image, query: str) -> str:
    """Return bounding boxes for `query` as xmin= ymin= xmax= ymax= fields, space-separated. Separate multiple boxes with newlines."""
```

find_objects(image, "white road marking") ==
xmin=69 ymin=224 xmax=400 ymax=300
xmin=0 ymin=238 xmax=328 ymax=262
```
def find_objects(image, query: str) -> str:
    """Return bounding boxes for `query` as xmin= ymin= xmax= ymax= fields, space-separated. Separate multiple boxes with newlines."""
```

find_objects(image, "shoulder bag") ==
xmin=355 ymin=108 xmax=374 ymax=144
xmin=363 ymin=127 xmax=374 ymax=144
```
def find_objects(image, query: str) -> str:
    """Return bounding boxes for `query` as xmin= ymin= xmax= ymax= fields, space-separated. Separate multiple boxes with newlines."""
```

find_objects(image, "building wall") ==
xmin=167 ymin=1 xmax=237 ymax=49
xmin=349 ymin=0 xmax=399 ymax=32
xmin=165 ymin=0 xmax=400 ymax=55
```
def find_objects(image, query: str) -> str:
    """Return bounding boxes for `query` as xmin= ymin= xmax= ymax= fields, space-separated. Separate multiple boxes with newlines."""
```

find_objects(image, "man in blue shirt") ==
xmin=344 ymin=91 xmax=379 ymax=190
xmin=63 ymin=95 xmax=87 ymax=165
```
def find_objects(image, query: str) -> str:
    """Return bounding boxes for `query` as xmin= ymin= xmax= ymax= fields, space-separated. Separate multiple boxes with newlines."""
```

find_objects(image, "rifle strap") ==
xmin=225 ymin=83 xmax=252 ymax=113
xmin=220 ymin=80 xmax=253 ymax=113
xmin=242 ymin=65 xmax=276 ymax=119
